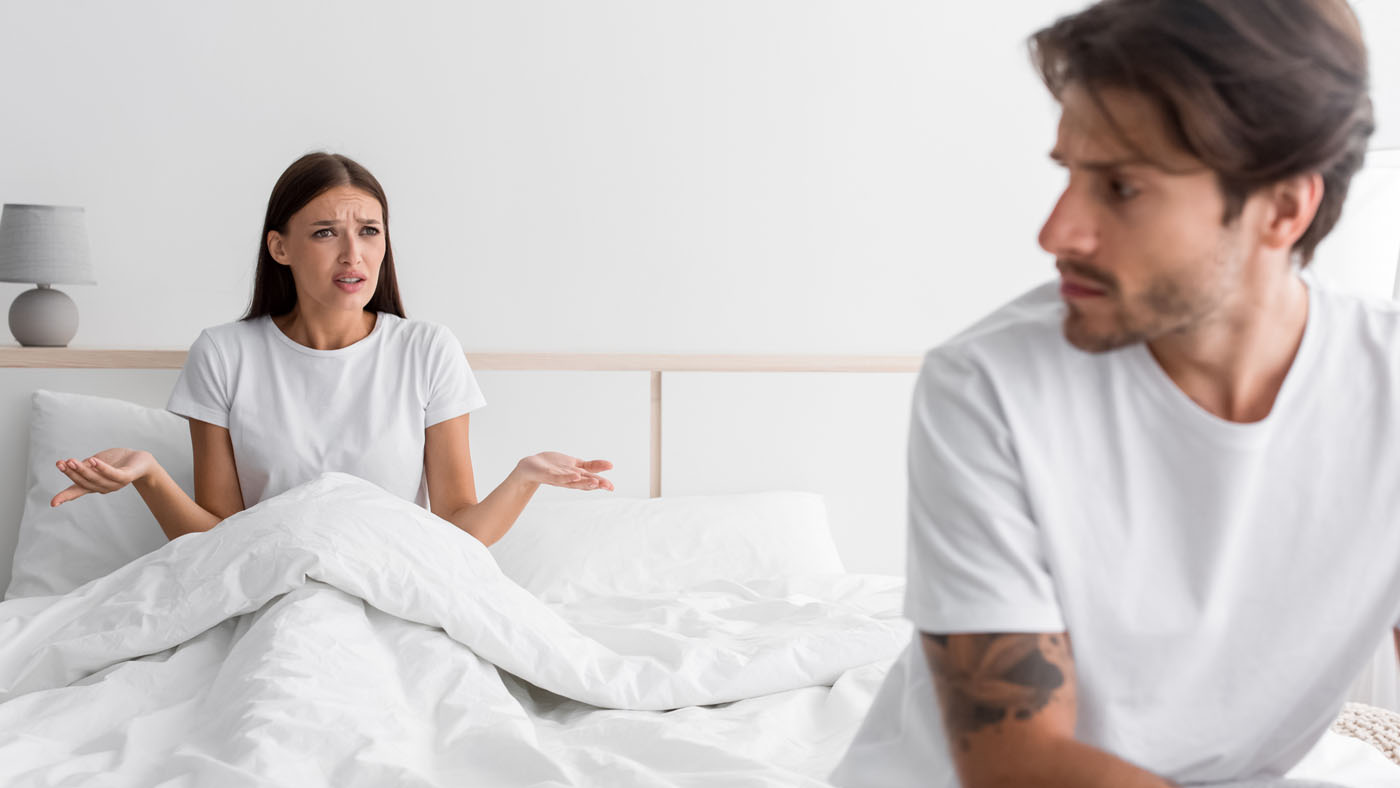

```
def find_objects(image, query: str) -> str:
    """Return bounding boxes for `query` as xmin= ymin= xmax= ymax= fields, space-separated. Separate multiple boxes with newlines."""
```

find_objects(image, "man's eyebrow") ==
xmin=1048 ymin=151 xmax=1151 ymax=171
xmin=309 ymin=218 xmax=382 ymax=226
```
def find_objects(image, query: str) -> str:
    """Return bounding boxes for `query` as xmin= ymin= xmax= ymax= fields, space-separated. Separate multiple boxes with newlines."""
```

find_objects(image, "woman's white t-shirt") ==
xmin=166 ymin=312 xmax=486 ymax=510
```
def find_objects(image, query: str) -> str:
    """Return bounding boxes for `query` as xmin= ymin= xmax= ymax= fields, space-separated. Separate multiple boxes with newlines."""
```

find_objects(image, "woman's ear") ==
xmin=267 ymin=230 xmax=290 ymax=266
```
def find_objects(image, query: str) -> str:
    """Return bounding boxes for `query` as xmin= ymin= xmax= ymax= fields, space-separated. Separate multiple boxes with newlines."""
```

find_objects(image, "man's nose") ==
xmin=1038 ymin=187 xmax=1097 ymax=261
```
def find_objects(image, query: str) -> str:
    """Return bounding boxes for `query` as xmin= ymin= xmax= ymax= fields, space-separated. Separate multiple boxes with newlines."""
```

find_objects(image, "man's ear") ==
xmin=267 ymin=230 xmax=290 ymax=266
xmin=1259 ymin=172 xmax=1324 ymax=253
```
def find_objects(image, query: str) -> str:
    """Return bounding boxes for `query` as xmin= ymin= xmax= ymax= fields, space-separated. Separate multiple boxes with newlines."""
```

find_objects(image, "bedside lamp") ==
xmin=0 ymin=204 xmax=95 ymax=347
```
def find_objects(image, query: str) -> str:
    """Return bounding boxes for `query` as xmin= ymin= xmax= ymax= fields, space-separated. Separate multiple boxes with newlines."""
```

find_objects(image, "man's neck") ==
xmin=1145 ymin=267 xmax=1309 ymax=424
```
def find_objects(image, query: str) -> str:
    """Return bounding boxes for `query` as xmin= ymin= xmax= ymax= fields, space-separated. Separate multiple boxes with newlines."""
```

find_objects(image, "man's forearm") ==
xmin=969 ymin=735 xmax=1177 ymax=788
xmin=133 ymin=464 xmax=222 ymax=540
xmin=924 ymin=632 xmax=1178 ymax=788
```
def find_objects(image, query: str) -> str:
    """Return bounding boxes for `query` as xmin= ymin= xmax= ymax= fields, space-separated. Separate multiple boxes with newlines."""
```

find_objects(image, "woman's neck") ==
xmin=272 ymin=306 xmax=377 ymax=350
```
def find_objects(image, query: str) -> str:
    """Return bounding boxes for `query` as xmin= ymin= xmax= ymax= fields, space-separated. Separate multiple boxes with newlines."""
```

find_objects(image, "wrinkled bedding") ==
xmin=0 ymin=473 xmax=908 ymax=786
xmin=0 ymin=472 xmax=1394 ymax=787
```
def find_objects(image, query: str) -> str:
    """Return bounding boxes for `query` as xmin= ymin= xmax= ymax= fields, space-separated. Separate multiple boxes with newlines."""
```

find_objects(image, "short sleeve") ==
xmin=167 ymin=330 xmax=232 ymax=428
xmin=903 ymin=347 xmax=1065 ymax=634
xmin=424 ymin=326 xmax=487 ymax=428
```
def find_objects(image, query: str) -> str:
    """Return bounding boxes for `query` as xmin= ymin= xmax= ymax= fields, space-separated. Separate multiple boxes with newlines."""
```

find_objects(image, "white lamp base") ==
xmin=9 ymin=284 xmax=78 ymax=347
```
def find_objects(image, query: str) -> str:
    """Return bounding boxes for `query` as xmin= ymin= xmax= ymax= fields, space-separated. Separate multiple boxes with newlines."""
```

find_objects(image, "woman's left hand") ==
xmin=515 ymin=452 xmax=615 ymax=491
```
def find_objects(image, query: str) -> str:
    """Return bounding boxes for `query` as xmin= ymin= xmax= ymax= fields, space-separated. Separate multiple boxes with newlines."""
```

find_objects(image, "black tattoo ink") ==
xmin=922 ymin=633 xmax=1067 ymax=751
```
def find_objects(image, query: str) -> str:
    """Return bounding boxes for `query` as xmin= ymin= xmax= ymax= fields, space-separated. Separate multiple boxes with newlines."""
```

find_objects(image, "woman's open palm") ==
xmin=517 ymin=452 xmax=614 ymax=491
xmin=51 ymin=448 xmax=155 ymax=507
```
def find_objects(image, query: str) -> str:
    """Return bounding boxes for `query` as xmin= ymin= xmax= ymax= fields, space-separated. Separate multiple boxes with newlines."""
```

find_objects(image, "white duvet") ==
xmin=0 ymin=473 xmax=909 ymax=786
xmin=0 ymin=473 xmax=1394 ymax=787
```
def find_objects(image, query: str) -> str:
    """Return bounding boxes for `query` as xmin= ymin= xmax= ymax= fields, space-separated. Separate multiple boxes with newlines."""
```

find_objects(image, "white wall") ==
xmin=1 ymin=1 xmax=1394 ymax=353
xmin=1355 ymin=0 xmax=1400 ymax=151
xmin=662 ymin=371 xmax=916 ymax=574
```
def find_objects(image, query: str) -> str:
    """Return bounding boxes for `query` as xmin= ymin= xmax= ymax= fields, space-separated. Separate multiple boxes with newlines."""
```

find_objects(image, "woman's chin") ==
xmin=329 ymin=290 xmax=376 ymax=310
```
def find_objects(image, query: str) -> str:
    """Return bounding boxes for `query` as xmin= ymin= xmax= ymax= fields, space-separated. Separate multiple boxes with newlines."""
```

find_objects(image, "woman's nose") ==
xmin=338 ymin=235 xmax=362 ymax=265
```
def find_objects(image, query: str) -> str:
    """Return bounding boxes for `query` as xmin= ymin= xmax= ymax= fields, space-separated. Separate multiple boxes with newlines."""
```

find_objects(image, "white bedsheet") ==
xmin=0 ymin=472 xmax=1393 ymax=787
xmin=0 ymin=472 xmax=909 ymax=786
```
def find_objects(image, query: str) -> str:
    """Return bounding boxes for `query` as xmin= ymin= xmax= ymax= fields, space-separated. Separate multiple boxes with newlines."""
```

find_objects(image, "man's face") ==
xmin=1040 ymin=85 xmax=1253 ymax=353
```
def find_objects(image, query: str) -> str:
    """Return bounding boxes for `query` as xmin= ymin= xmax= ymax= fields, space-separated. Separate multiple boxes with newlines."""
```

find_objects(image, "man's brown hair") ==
xmin=1030 ymin=0 xmax=1374 ymax=265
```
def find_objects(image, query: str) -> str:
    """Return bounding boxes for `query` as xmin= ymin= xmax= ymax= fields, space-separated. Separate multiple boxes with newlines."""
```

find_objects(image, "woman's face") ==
xmin=267 ymin=185 xmax=386 ymax=315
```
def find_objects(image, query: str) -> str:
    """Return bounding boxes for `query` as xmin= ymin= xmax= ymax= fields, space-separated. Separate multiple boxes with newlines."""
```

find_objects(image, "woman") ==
xmin=50 ymin=152 xmax=612 ymax=544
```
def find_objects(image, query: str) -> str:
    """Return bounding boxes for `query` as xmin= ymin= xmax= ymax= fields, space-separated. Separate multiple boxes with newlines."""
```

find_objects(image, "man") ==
xmin=832 ymin=1 xmax=1399 ymax=786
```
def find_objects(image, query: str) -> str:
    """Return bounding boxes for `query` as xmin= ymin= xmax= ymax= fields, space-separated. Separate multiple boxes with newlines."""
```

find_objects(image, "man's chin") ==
xmin=1062 ymin=315 xmax=1143 ymax=354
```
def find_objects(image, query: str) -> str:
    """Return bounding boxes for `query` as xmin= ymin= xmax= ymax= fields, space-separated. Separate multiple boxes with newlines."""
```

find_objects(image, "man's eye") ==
xmin=313 ymin=228 xmax=334 ymax=238
xmin=1108 ymin=180 xmax=1140 ymax=201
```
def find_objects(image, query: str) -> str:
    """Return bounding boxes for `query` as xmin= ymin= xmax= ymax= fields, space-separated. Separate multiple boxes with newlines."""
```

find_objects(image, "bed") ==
xmin=0 ymin=353 xmax=921 ymax=787
xmin=0 ymin=351 xmax=1397 ymax=787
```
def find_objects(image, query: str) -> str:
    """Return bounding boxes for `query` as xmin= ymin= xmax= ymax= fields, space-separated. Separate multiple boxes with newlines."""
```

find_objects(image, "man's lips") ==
xmin=1060 ymin=278 xmax=1108 ymax=298
xmin=1055 ymin=261 xmax=1113 ymax=299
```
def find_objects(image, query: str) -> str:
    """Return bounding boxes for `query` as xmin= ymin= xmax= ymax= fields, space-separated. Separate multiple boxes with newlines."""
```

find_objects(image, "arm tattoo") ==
xmin=922 ymin=632 xmax=1070 ymax=751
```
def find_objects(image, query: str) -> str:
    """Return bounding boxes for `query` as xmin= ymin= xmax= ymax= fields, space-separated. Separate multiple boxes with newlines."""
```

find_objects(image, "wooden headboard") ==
xmin=0 ymin=349 xmax=923 ymax=592
xmin=0 ymin=348 xmax=920 ymax=496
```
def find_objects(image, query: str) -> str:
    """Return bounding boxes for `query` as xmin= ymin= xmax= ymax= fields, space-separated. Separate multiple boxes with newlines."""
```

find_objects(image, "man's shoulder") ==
xmin=1304 ymin=276 xmax=1400 ymax=386
xmin=923 ymin=280 xmax=1077 ymax=381
xmin=1310 ymin=275 xmax=1400 ymax=336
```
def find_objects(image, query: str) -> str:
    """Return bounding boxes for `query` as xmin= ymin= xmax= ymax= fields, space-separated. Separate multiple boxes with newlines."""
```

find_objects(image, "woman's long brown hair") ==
xmin=242 ymin=152 xmax=406 ymax=320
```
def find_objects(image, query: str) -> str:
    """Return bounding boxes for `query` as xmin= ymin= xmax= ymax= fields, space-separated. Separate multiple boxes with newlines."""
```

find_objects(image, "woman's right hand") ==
xmin=50 ymin=448 xmax=157 ymax=507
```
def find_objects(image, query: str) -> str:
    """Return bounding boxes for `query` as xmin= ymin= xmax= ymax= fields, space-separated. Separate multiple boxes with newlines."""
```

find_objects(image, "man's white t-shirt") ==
xmin=833 ymin=277 xmax=1400 ymax=786
xmin=167 ymin=312 xmax=486 ymax=510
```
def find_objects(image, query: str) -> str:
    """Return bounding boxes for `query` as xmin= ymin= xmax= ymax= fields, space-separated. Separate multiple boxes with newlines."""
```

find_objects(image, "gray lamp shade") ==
xmin=0 ymin=204 xmax=95 ymax=285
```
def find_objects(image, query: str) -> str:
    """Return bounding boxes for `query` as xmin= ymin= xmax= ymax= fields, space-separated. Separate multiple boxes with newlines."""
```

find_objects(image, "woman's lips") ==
xmin=334 ymin=279 xmax=365 ymax=294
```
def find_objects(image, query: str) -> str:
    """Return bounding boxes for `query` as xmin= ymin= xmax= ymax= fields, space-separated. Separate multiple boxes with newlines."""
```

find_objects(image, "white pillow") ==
xmin=8 ymin=391 xmax=845 ymax=604
xmin=5 ymin=390 xmax=193 ymax=599
xmin=489 ymin=491 xmax=845 ymax=603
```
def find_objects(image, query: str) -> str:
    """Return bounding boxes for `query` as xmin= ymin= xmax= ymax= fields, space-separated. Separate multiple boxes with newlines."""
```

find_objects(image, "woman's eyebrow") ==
xmin=309 ymin=218 xmax=382 ymax=226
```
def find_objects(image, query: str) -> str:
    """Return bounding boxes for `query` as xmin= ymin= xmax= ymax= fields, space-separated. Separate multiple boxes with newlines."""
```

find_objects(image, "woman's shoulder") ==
xmin=374 ymin=315 xmax=472 ymax=380
xmin=376 ymin=314 xmax=461 ymax=349
xmin=188 ymin=316 xmax=270 ymax=355
xmin=200 ymin=315 xmax=268 ymax=339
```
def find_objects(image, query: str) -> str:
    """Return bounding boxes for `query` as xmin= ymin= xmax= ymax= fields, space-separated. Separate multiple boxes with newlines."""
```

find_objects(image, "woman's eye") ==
xmin=313 ymin=228 xmax=334 ymax=238
xmin=360 ymin=226 xmax=380 ymax=236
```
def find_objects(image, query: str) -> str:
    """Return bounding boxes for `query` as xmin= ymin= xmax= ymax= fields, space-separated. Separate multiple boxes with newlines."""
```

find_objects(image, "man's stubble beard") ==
xmin=1062 ymin=265 xmax=1233 ymax=354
